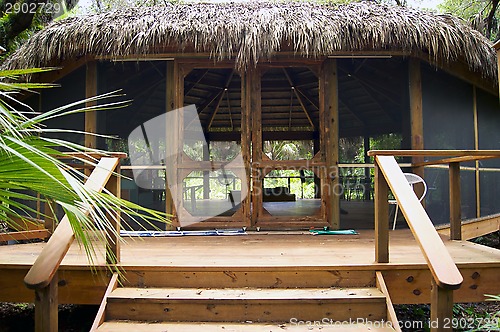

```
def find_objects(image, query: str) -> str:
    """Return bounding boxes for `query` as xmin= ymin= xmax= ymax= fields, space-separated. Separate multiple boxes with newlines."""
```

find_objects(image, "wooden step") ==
xmin=97 ymin=321 xmax=396 ymax=331
xmin=122 ymin=269 xmax=377 ymax=288
xmin=106 ymin=287 xmax=387 ymax=322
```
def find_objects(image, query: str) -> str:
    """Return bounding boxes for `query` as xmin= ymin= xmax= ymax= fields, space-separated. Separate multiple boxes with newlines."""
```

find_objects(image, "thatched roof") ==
xmin=2 ymin=1 xmax=496 ymax=79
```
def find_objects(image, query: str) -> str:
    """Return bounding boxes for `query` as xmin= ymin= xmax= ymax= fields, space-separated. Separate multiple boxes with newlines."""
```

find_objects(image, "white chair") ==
xmin=389 ymin=173 xmax=427 ymax=230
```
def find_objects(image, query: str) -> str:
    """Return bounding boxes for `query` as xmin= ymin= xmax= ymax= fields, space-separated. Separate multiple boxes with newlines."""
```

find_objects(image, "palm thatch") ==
xmin=2 ymin=1 xmax=496 ymax=79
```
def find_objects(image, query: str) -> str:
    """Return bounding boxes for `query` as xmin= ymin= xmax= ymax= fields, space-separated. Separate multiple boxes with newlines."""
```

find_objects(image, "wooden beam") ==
xmin=409 ymin=59 xmax=424 ymax=181
xmin=35 ymin=272 xmax=58 ymax=332
xmin=437 ymin=213 xmax=500 ymax=240
xmin=105 ymin=164 xmax=121 ymax=264
xmin=374 ymin=160 xmax=389 ymax=263
xmin=413 ymin=155 xmax=497 ymax=167
xmin=282 ymin=68 xmax=315 ymax=129
xmin=184 ymin=69 xmax=209 ymax=96
xmin=241 ymin=70 xmax=252 ymax=228
xmin=430 ymin=278 xmax=454 ymax=332
xmin=90 ymin=273 xmax=118 ymax=331
xmin=85 ymin=61 xmax=98 ymax=152
xmin=0 ymin=230 xmax=50 ymax=242
xmin=449 ymin=162 xmax=462 ymax=240
xmin=376 ymin=272 xmax=402 ymax=332
xmin=250 ymin=68 xmax=262 ymax=226
xmin=368 ymin=150 xmax=500 ymax=157
xmin=165 ymin=61 xmax=175 ymax=229
xmin=24 ymin=157 xmax=120 ymax=290
xmin=322 ymin=59 xmax=340 ymax=229
xmin=473 ymin=86 xmax=481 ymax=218
xmin=207 ymin=70 xmax=235 ymax=129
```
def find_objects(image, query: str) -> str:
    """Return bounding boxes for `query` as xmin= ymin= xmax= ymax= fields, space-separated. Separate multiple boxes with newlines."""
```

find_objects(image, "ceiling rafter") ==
xmin=339 ymin=67 xmax=398 ymax=124
xmin=282 ymin=68 xmax=315 ymax=130
xmin=206 ymin=69 xmax=235 ymax=130
xmin=185 ymin=69 xmax=210 ymax=96
xmin=338 ymin=97 xmax=366 ymax=127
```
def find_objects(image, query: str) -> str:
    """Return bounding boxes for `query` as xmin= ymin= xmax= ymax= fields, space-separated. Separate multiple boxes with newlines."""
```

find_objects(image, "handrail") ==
xmin=367 ymin=149 xmax=500 ymax=157
xmin=375 ymin=155 xmax=463 ymax=289
xmin=24 ymin=157 xmax=120 ymax=289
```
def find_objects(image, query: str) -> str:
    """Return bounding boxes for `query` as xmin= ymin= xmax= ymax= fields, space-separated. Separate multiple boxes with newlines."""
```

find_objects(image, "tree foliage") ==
xmin=439 ymin=0 xmax=500 ymax=40
xmin=0 ymin=0 xmax=79 ymax=55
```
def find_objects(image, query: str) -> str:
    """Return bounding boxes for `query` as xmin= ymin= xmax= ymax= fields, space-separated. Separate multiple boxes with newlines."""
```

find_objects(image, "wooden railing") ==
xmin=369 ymin=149 xmax=500 ymax=332
xmin=24 ymin=156 xmax=122 ymax=332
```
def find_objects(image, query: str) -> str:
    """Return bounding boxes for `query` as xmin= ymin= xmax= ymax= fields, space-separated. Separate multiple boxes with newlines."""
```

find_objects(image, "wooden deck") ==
xmin=1 ymin=229 xmax=499 ymax=306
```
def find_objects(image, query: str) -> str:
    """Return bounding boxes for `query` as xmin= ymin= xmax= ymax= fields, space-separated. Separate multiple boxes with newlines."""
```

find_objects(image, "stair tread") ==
xmin=97 ymin=321 xmax=396 ymax=331
xmin=109 ymin=287 xmax=385 ymax=301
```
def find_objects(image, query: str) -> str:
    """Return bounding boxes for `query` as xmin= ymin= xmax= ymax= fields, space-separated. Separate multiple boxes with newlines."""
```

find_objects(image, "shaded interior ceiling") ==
xmin=102 ymin=58 xmax=407 ymax=139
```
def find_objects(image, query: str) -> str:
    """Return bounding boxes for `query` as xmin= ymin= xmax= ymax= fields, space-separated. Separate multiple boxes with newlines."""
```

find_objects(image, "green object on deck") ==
xmin=309 ymin=229 xmax=358 ymax=235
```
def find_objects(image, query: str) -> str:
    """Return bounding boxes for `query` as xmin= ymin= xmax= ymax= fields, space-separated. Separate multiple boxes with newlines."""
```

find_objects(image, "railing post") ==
xmin=105 ymin=164 xmax=121 ymax=265
xmin=44 ymin=200 xmax=56 ymax=238
xmin=374 ymin=158 xmax=389 ymax=263
xmin=35 ymin=272 xmax=58 ymax=332
xmin=449 ymin=162 xmax=462 ymax=240
xmin=431 ymin=278 xmax=454 ymax=331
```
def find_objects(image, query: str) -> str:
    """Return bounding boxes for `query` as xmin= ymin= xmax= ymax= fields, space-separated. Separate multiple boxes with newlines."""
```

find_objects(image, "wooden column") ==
xmin=364 ymin=134 xmax=371 ymax=201
xmin=313 ymin=139 xmax=321 ymax=199
xmin=241 ymin=71 xmax=252 ymax=227
xmin=203 ymin=140 xmax=210 ymax=200
xmin=85 ymin=62 xmax=97 ymax=148
xmin=449 ymin=162 xmax=462 ymax=240
xmin=105 ymin=164 xmax=121 ymax=264
xmin=430 ymin=278 xmax=454 ymax=331
xmin=473 ymin=86 xmax=481 ymax=218
xmin=409 ymin=59 xmax=425 ymax=181
xmin=85 ymin=61 xmax=97 ymax=176
xmin=44 ymin=200 xmax=56 ymax=236
xmin=165 ymin=60 xmax=176 ymax=230
xmin=249 ymin=68 xmax=262 ymax=227
xmin=374 ymin=158 xmax=389 ymax=263
xmin=322 ymin=59 xmax=340 ymax=229
xmin=35 ymin=272 xmax=58 ymax=332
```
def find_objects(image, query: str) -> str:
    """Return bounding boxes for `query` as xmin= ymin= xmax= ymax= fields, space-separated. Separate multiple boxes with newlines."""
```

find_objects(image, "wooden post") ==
xmin=240 ymin=71 xmax=252 ymax=228
xmin=85 ymin=61 xmax=98 ymax=177
xmin=44 ymin=200 xmax=56 ymax=236
xmin=364 ymin=134 xmax=371 ymax=201
xmin=165 ymin=60 xmax=176 ymax=230
xmin=250 ymin=68 xmax=262 ymax=227
xmin=35 ymin=272 xmax=58 ymax=332
xmin=313 ymin=139 xmax=321 ymax=199
xmin=322 ymin=59 xmax=340 ymax=229
xmin=203 ymin=140 xmax=210 ymax=200
xmin=431 ymin=278 xmax=454 ymax=331
xmin=85 ymin=62 xmax=98 ymax=145
xmin=409 ymin=59 xmax=425 ymax=187
xmin=473 ymin=86 xmax=481 ymax=218
xmin=449 ymin=162 xmax=461 ymax=240
xmin=374 ymin=158 xmax=389 ymax=263
xmin=105 ymin=164 xmax=121 ymax=264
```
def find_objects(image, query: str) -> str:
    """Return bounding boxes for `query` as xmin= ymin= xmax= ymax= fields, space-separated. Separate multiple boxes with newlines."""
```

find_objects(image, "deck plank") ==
xmin=97 ymin=321 xmax=396 ymax=331
xmin=1 ymin=230 xmax=500 ymax=270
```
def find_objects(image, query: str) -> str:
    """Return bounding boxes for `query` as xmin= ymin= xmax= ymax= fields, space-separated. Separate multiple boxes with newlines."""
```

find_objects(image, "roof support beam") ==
xmin=185 ymin=69 xmax=209 ymax=96
xmin=282 ymin=68 xmax=315 ymax=129
xmin=207 ymin=69 xmax=235 ymax=130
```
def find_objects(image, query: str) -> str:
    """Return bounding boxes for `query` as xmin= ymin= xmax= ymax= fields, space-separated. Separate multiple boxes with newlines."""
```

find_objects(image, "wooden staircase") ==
xmin=92 ymin=268 xmax=400 ymax=331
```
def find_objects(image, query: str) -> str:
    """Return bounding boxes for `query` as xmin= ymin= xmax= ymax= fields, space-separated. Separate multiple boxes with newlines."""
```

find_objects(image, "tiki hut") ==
xmin=3 ymin=1 xmax=499 ymax=230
